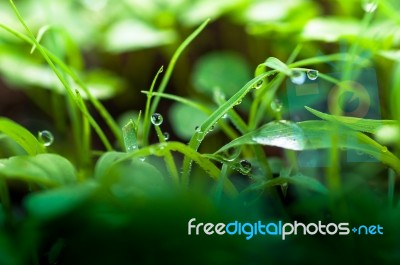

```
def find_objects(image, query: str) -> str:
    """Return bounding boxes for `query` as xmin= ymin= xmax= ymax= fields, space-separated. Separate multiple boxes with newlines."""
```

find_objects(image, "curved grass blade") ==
xmin=305 ymin=106 xmax=398 ymax=134
xmin=111 ymin=141 xmax=238 ymax=196
xmin=143 ymin=19 xmax=210 ymax=145
xmin=182 ymin=70 xmax=277 ymax=185
xmin=0 ymin=118 xmax=45 ymax=155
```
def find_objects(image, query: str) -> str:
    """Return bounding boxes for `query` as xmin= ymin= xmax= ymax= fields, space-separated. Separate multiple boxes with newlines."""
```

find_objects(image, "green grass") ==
xmin=0 ymin=0 xmax=400 ymax=264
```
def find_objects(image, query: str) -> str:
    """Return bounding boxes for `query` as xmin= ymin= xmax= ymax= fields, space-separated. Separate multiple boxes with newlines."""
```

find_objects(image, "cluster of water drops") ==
xmin=150 ymin=113 xmax=171 ymax=141
xmin=290 ymin=69 xmax=319 ymax=85
xmin=194 ymin=124 xmax=216 ymax=141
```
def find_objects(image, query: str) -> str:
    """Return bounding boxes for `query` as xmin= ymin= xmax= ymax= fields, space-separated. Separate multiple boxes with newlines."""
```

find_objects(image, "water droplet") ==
xmin=195 ymin=126 xmax=201 ymax=132
xmin=38 ymin=130 xmax=54 ymax=147
xmin=222 ymin=114 xmax=228 ymax=119
xmin=281 ymin=182 xmax=288 ymax=197
xmin=362 ymin=0 xmax=378 ymax=13
xmin=139 ymin=157 xmax=146 ymax=162
xmin=271 ymin=99 xmax=283 ymax=113
xmin=209 ymin=125 xmax=215 ymax=132
xmin=223 ymin=147 xmax=241 ymax=162
xmin=254 ymin=80 xmax=263 ymax=89
xmin=307 ymin=69 xmax=319 ymax=80
xmin=235 ymin=99 xmax=242 ymax=105
xmin=381 ymin=146 xmax=388 ymax=153
xmin=196 ymin=133 xmax=205 ymax=141
xmin=151 ymin=113 xmax=163 ymax=126
xmin=163 ymin=132 xmax=170 ymax=141
xmin=356 ymin=150 xmax=364 ymax=156
xmin=290 ymin=71 xmax=306 ymax=85
xmin=239 ymin=160 xmax=252 ymax=175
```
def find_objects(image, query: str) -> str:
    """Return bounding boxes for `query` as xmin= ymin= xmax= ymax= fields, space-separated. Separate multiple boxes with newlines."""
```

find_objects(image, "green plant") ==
xmin=1 ymin=0 xmax=400 ymax=264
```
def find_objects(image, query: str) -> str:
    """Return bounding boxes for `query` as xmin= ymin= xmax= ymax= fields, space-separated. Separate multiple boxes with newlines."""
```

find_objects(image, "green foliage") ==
xmin=0 ymin=0 xmax=400 ymax=264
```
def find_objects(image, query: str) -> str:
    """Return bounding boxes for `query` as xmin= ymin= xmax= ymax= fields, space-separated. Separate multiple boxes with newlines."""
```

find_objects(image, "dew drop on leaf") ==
xmin=307 ymin=69 xmax=319 ymax=81
xmin=271 ymin=99 xmax=283 ymax=113
xmin=239 ymin=159 xmax=252 ymax=174
xmin=254 ymin=80 xmax=263 ymax=89
xmin=151 ymin=113 xmax=163 ymax=126
xmin=163 ymin=132 xmax=170 ymax=141
xmin=38 ymin=130 xmax=54 ymax=147
xmin=290 ymin=71 xmax=306 ymax=85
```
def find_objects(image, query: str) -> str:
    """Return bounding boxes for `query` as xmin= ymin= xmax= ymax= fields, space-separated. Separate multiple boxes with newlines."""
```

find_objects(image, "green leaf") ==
xmin=0 ymin=51 xmax=124 ymax=100
xmin=94 ymin=152 xmax=165 ymax=198
xmin=192 ymin=51 xmax=251 ymax=97
xmin=0 ymin=118 xmax=45 ymax=155
xmin=305 ymin=106 xmax=398 ymax=134
xmin=216 ymin=120 xmax=400 ymax=173
xmin=103 ymin=19 xmax=177 ymax=52
xmin=169 ymin=102 xmax=209 ymax=140
xmin=24 ymin=181 xmax=97 ymax=220
xmin=0 ymin=154 xmax=77 ymax=186
xmin=302 ymin=17 xmax=361 ymax=42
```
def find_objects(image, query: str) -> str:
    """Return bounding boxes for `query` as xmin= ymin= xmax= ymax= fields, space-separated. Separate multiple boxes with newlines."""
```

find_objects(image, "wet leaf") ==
xmin=216 ymin=120 xmax=400 ymax=173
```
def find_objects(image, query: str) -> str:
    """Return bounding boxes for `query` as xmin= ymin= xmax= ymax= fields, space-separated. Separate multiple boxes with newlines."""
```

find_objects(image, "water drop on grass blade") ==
xmin=239 ymin=160 xmax=252 ymax=175
xmin=271 ymin=99 xmax=283 ymax=113
xmin=38 ymin=130 xmax=54 ymax=147
xmin=151 ymin=113 xmax=163 ymax=126
xmin=290 ymin=71 xmax=306 ymax=85
xmin=307 ymin=70 xmax=319 ymax=80
xmin=254 ymin=80 xmax=263 ymax=89
xmin=163 ymin=132 xmax=170 ymax=141
xmin=235 ymin=99 xmax=243 ymax=105
xmin=281 ymin=182 xmax=288 ymax=197
xmin=362 ymin=0 xmax=378 ymax=13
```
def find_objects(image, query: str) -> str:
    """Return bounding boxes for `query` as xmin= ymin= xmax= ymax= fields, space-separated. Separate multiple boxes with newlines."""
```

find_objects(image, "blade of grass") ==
xmin=142 ymin=66 xmax=164 ymax=146
xmin=141 ymin=91 xmax=239 ymax=140
xmin=112 ymin=141 xmax=238 ymax=196
xmin=143 ymin=19 xmax=210 ymax=145
xmin=0 ymin=18 xmax=122 ymax=148
xmin=305 ymin=106 xmax=397 ymax=134
xmin=181 ymin=70 xmax=277 ymax=186
xmin=154 ymin=125 xmax=179 ymax=184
